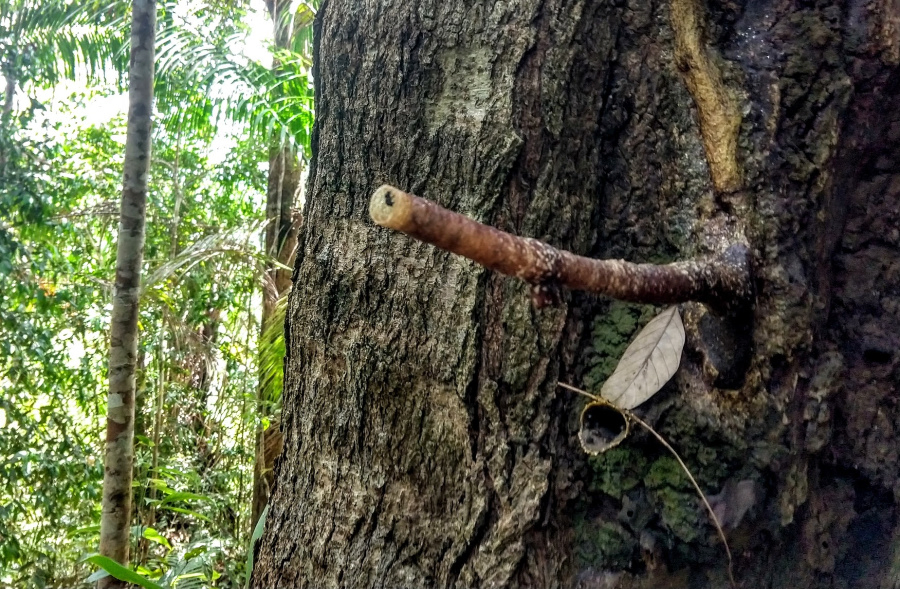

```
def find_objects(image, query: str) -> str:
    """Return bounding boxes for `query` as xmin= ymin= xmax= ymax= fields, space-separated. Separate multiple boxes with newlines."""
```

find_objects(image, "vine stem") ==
xmin=628 ymin=412 xmax=735 ymax=587
xmin=369 ymin=184 xmax=751 ymax=312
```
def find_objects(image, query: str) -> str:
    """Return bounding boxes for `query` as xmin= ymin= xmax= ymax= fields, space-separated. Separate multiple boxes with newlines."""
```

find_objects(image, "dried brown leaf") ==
xmin=600 ymin=306 xmax=685 ymax=410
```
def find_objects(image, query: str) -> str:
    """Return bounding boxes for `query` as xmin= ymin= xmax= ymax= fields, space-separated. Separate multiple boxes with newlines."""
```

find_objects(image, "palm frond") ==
xmin=1 ymin=0 xmax=130 ymax=87
xmin=257 ymin=291 xmax=287 ymax=407
xmin=152 ymin=1 xmax=315 ymax=157
xmin=142 ymin=219 xmax=277 ymax=292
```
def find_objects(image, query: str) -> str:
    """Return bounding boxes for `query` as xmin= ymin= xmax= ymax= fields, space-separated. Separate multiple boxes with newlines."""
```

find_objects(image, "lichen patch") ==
xmin=428 ymin=46 xmax=497 ymax=132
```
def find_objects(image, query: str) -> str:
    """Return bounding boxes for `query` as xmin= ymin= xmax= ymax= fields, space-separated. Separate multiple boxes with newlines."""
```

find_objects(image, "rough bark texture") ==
xmin=251 ymin=0 xmax=304 ymax=527
xmin=99 ymin=0 xmax=155 ymax=586
xmin=254 ymin=0 xmax=900 ymax=587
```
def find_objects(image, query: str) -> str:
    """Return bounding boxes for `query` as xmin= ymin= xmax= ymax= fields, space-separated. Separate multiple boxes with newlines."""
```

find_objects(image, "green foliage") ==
xmin=85 ymin=555 xmax=166 ymax=589
xmin=0 ymin=93 xmax=264 ymax=586
xmin=257 ymin=293 xmax=288 ymax=410
xmin=243 ymin=504 xmax=268 ymax=587
xmin=154 ymin=1 xmax=315 ymax=159
xmin=0 ymin=1 xmax=318 ymax=586
xmin=86 ymin=532 xmax=228 ymax=589
xmin=0 ymin=103 xmax=109 ymax=587
xmin=0 ymin=0 xmax=129 ymax=92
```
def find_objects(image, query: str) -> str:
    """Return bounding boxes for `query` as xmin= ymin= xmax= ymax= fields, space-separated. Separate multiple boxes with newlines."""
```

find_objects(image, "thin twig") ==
xmin=369 ymin=185 xmax=751 ymax=312
xmin=558 ymin=381 xmax=602 ymax=402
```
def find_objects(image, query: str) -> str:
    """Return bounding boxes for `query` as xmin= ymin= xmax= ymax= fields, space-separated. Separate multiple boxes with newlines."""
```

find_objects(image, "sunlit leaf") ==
xmin=82 ymin=554 xmax=166 ymax=589
xmin=69 ymin=524 xmax=101 ymax=537
xmin=142 ymin=527 xmax=173 ymax=550
xmin=244 ymin=504 xmax=269 ymax=588
xmin=157 ymin=490 xmax=210 ymax=505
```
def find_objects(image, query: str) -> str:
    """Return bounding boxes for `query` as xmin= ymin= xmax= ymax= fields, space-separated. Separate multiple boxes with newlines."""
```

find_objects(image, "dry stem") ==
xmin=370 ymin=185 xmax=751 ymax=312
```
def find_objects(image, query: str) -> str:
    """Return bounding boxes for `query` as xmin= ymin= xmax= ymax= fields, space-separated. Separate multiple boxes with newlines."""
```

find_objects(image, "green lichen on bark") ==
xmin=587 ymin=446 xmax=648 ymax=500
xmin=644 ymin=457 xmax=705 ymax=545
xmin=574 ymin=516 xmax=638 ymax=571
xmin=578 ymin=446 xmax=725 ymax=570
xmin=582 ymin=301 xmax=656 ymax=392
xmin=656 ymin=404 xmax=746 ymax=484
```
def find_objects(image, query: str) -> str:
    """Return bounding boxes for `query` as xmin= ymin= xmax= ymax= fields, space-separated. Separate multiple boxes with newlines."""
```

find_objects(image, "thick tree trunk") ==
xmin=253 ymin=0 xmax=900 ymax=587
xmin=251 ymin=0 xmax=302 ymax=527
xmin=99 ymin=0 xmax=155 ymax=586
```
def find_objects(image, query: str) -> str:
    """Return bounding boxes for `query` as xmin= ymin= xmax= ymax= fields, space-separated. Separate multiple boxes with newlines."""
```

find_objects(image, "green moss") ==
xmin=644 ymin=457 xmax=705 ymax=544
xmin=574 ymin=515 xmax=638 ymax=570
xmin=655 ymin=487 xmax=704 ymax=544
xmin=657 ymin=405 xmax=744 ymax=485
xmin=583 ymin=301 xmax=656 ymax=391
xmin=641 ymin=409 xmax=745 ymax=547
xmin=587 ymin=446 xmax=648 ymax=499
xmin=644 ymin=455 xmax=689 ymax=488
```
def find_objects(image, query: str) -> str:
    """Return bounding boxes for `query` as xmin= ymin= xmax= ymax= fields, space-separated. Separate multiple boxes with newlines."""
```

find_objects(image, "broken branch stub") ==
xmin=369 ymin=185 xmax=752 ymax=314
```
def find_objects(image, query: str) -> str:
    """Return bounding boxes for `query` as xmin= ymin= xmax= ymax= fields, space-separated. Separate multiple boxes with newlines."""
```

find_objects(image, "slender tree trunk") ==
xmin=251 ymin=0 xmax=302 ymax=527
xmin=99 ymin=1 xmax=155 ymax=586
xmin=0 ymin=64 xmax=16 ymax=170
xmin=253 ymin=1 xmax=900 ymax=587
xmin=1 ymin=68 xmax=15 ymax=124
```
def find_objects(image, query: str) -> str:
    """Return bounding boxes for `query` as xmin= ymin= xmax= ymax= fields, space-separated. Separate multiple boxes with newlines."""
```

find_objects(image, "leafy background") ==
xmin=0 ymin=1 xmax=315 ymax=586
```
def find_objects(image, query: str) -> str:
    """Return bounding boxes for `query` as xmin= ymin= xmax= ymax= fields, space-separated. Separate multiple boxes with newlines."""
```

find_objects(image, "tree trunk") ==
xmin=251 ymin=0 xmax=302 ymax=527
xmin=253 ymin=0 xmax=900 ymax=587
xmin=99 ymin=0 xmax=155 ymax=587
xmin=1 ymin=67 xmax=15 ymax=124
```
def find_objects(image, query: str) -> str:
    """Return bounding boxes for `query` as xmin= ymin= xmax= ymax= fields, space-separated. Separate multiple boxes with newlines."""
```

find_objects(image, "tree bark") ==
xmin=253 ymin=0 xmax=900 ymax=587
xmin=1 ymin=67 xmax=15 ymax=125
xmin=251 ymin=0 xmax=302 ymax=527
xmin=99 ymin=0 xmax=155 ymax=587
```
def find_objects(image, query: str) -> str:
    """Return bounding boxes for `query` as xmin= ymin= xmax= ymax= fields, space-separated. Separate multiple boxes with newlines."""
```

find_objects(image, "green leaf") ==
xmin=158 ymin=491 xmax=210 ymax=505
xmin=183 ymin=544 xmax=209 ymax=560
xmin=159 ymin=506 xmax=212 ymax=523
xmin=69 ymin=524 xmax=101 ymax=536
xmin=85 ymin=569 xmax=108 ymax=583
xmin=245 ymin=504 xmax=269 ymax=588
xmin=82 ymin=554 xmax=166 ymax=589
xmin=142 ymin=527 xmax=173 ymax=550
